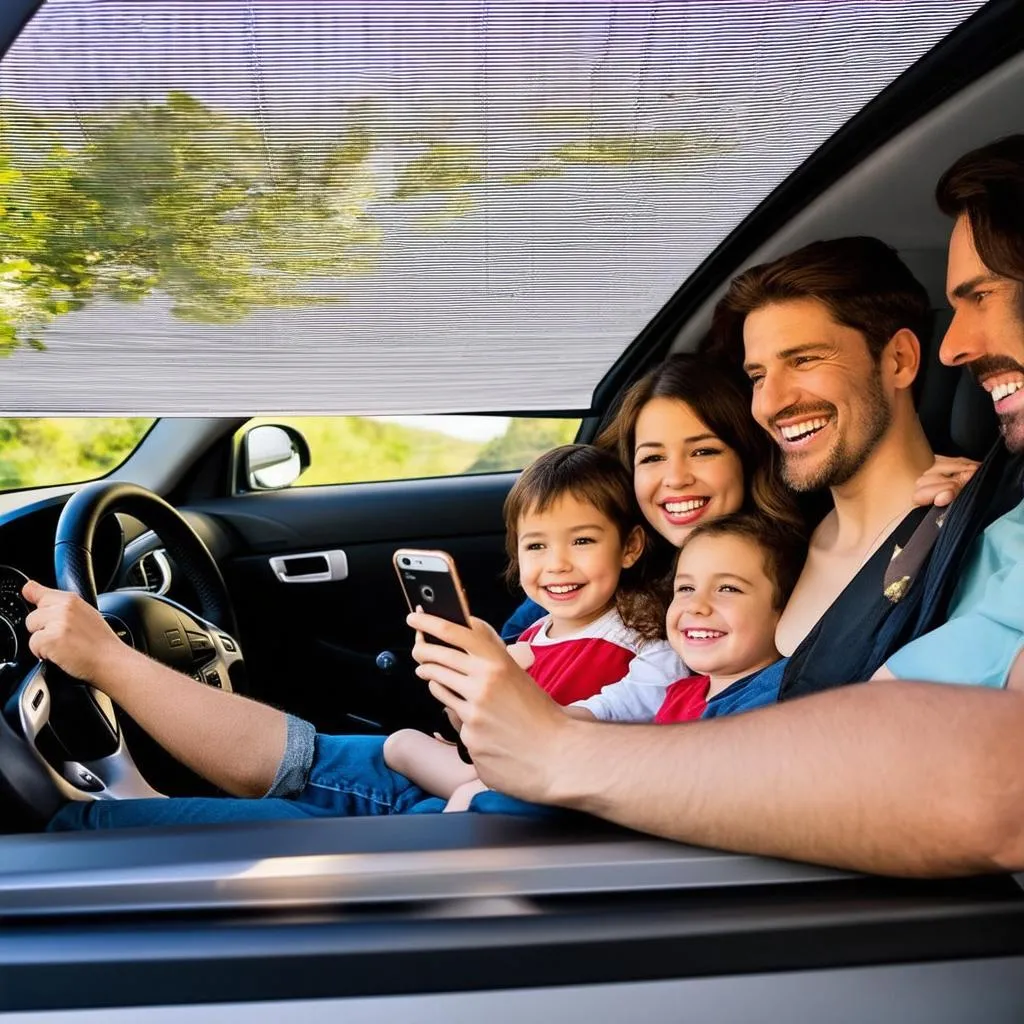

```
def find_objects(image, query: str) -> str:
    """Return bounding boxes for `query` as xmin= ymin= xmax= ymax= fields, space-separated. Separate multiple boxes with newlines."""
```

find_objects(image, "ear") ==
xmin=620 ymin=525 xmax=646 ymax=569
xmin=885 ymin=327 xmax=922 ymax=391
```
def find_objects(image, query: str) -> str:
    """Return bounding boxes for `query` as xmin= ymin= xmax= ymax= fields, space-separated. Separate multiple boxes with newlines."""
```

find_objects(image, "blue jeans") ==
xmin=47 ymin=733 xmax=556 ymax=831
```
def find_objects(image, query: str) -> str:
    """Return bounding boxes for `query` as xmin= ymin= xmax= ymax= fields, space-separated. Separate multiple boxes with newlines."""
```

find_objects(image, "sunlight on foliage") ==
xmin=243 ymin=415 xmax=580 ymax=487
xmin=0 ymin=418 xmax=153 ymax=489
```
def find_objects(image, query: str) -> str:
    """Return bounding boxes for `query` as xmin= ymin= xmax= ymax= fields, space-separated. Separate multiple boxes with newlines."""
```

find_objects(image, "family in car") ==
xmin=24 ymin=136 xmax=1024 ymax=876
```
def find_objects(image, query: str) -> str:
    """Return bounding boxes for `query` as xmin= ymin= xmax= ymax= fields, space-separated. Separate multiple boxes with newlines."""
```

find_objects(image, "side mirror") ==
xmin=243 ymin=424 xmax=311 ymax=490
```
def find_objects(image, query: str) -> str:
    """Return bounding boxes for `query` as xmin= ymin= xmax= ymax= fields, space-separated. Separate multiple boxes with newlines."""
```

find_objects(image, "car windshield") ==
xmin=0 ymin=0 xmax=985 ymax=418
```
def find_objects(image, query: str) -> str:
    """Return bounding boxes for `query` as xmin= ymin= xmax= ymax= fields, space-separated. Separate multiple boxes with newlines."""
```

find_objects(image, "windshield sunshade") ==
xmin=0 ymin=0 xmax=987 ymax=415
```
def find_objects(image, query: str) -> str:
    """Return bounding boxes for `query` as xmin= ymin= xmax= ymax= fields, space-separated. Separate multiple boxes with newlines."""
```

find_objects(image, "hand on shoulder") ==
xmin=913 ymin=454 xmax=980 ymax=508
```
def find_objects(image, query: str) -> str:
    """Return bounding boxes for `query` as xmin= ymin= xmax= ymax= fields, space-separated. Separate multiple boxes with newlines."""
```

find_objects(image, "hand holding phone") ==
xmin=394 ymin=549 xmax=474 ymax=763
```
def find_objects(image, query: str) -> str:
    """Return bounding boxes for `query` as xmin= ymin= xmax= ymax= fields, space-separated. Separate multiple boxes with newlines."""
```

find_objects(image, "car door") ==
xmin=171 ymin=415 xmax=582 ymax=737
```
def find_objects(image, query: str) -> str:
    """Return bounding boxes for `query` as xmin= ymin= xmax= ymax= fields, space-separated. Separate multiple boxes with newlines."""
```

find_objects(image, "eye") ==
xmin=524 ymin=542 xmax=544 ymax=551
xmin=717 ymin=584 xmax=742 ymax=594
xmin=675 ymin=583 xmax=695 ymax=594
xmin=747 ymin=373 xmax=764 ymax=388
xmin=691 ymin=446 xmax=723 ymax=458
xmin=572 ymin=536 xmax=596 ymax=546
xmin=973 ymin=290 xmax=991 ymax=305
xmin=793 ymin=355 xmax=819 ymax=367
xmin=636 ymin=452 xmax=665 ymax=465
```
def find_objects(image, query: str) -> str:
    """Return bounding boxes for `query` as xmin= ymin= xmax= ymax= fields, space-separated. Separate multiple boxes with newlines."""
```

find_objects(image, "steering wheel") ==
xmin=0 ymin=482 xmax=246 ymax=821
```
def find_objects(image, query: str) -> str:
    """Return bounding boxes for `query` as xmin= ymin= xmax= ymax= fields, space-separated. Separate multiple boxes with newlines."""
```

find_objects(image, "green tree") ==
xmin=0 ymin=418 xmax=152 ymax=489
xmin=466 ymin=418 xmax=579 ymax=473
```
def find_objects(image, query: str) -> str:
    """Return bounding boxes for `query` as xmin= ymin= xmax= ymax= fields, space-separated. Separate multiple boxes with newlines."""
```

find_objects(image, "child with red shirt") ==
xmin=651 ymin=512 xmax=806 ymax=723
xmin=383 ymin=444 xmax=680 ymax=808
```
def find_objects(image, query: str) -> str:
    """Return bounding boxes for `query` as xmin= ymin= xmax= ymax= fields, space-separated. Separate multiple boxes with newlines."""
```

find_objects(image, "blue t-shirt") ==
xmin=701 ymin=658 xmax=789 ymax=718
xmin=887 ymin=495 xmax=1024 ymax=688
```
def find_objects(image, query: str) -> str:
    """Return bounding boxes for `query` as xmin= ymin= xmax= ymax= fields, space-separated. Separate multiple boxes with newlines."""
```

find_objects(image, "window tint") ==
xmin=242 ymin=415 xmax=580 ymax=487
xmin=0 ymin=1 xmax=985 ymax=416
xmin=0 ymin=418 xmax=154 ymax=491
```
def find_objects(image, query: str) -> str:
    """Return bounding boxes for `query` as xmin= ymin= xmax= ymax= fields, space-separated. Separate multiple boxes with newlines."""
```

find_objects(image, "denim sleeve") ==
xmin=263 ymin=713 xmax=317 ymax=799
xmin=500 ymin=596 xmax=546 ymax=642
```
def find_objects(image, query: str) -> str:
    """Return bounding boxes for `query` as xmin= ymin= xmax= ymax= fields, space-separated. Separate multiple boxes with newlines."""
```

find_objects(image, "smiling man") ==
xmin=706 ymin=236 xmax=954 ymax=699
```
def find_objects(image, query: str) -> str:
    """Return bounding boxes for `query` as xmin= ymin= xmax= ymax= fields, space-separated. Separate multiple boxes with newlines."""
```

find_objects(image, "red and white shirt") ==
xmin=654 ymin=675 xmax=710 ymax=723
xmin=518 ymin=608 xmax=684 ymax=718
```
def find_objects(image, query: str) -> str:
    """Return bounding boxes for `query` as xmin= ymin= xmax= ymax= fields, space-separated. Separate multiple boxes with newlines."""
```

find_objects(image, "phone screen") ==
xmin=393 ymin=549 xmax=475 ymax=764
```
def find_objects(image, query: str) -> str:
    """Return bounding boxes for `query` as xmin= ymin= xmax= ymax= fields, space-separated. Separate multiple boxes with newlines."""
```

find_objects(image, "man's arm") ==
xmin=409 ymin=611 xmax=1024 ymax=877
xmin=24 ymin=581 xmax=286 ymax=797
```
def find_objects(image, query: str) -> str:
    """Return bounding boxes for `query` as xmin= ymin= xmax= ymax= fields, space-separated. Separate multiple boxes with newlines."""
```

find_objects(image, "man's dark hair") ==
xmin=676 ymin=511 xmax=807 ymax=612
xmin=708 ymin=236 xmax=932 ymax=367
xmin=936 ymin=134 xmax=1024 ymax=309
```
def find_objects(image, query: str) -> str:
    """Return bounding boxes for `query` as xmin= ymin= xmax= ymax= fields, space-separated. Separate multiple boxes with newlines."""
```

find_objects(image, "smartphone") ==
xmin=393 ymin=548 xmax=472 ymax=645
xmin=393 ymin=548 xmax=474 ymax=765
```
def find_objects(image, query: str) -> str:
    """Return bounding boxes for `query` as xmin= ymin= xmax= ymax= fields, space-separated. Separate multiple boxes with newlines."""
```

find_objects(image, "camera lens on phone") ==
xmin=420 ymin=585 xmax=435 ymax=603
xmin=400 ymin=557 xmax=411 ymax=567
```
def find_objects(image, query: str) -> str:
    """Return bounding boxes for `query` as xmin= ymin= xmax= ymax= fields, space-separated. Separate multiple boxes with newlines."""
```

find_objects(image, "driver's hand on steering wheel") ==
xmin=23 ymin=580 xmax=126 ymax=685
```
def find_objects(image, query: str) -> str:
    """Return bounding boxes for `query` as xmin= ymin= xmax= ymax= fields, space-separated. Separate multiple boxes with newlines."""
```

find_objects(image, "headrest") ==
xmin=950 ymin=371 xmax=999 ymax=461
xmin=915 ymin=309 xmax=998 ymax=462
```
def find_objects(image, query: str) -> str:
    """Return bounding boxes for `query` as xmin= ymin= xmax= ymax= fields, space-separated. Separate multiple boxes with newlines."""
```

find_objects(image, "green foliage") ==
xmin=0 ymin=88 xmax=734 ymax=352
xmin=555 ymin=132 xmax=734 ymax=165
xmin=0 ymin=418 xmax=153 ymax=490
xmin=392 ymin=144 xmax=484 ymax=200
xmin=466 ymin=418 xmax=579 ymax=473
xmin=244 ymin=415 xmax=580 ymax=487
xmin=0 ymin=414 xmax=581 ymax=494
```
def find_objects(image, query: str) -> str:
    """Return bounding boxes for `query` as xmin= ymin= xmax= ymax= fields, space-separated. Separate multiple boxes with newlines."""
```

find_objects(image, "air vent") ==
xmin=126 ymin=549 xmax=171 ymax=595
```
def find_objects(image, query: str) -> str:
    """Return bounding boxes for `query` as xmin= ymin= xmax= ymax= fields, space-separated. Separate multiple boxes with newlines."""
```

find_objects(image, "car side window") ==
xmin=238 ymin=415 xmax=581 ymax=488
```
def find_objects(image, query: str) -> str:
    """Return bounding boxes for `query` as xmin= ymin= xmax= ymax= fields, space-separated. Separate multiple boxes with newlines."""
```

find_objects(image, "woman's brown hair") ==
xmin=504 ymin=444 xmax=664 ymax=641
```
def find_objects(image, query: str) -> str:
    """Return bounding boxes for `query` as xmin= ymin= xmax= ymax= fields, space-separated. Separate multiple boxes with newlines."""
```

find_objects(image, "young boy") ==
xmin=651 ymin=512 xmax=807 ymax=722
xmin=384 ymin=444 xmax=682 ymax=810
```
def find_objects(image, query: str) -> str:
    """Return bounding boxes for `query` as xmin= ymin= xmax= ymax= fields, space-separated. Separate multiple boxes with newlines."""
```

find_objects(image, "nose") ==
xmin=681 ymin=592 xmax=712 ymax=617
xmin=662 ymin=452 xmax=696 ymax=490
xmin=753 ymin=369 xmax=799 ymax=425
xmin=938 ymin=308 xmax=982 ymax=367
xmin=544 ymin=544 xmax=573 ymax=573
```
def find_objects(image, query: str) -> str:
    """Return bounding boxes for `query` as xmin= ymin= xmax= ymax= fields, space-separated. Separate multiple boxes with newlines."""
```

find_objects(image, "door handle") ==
xmin=268 ymin=550 xmax=349 ymax=583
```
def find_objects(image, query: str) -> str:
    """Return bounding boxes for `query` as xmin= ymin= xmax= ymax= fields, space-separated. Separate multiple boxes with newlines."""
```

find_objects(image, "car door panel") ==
xmin=186 ymin=473 xmax=521 ymax=733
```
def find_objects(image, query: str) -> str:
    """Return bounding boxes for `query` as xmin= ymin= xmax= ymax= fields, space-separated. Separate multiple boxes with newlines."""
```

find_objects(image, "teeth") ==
xmin=991 ymin=380 xmax=1024 ymax=403
xmin=546 ymin=584 xmax=582 ymax=594
xmin=684 ymin=629 xmax=724 ymax=640
xmin=780 ymin=417 xmax=829 ymax=441
xmin=664 ymin=497 xmax=709 ymax=514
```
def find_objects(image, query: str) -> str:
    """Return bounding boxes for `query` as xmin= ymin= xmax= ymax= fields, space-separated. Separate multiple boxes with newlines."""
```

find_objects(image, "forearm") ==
xmin=543 ymin=681 xmax=1024 ymax=877
xmin=94 ymin=645 xmax=287 ymax=797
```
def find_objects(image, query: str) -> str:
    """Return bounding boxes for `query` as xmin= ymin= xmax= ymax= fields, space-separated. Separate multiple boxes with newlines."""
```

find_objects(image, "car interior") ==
xmin=0 ymin=0 xmax=1021 ymax=1018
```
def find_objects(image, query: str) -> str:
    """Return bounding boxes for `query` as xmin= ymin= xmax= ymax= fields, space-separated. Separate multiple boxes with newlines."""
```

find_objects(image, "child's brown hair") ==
xmin=676 ymin=511 xmax=808 ymax=611
xmin=504 ymin=444 xmax=663 ymax=640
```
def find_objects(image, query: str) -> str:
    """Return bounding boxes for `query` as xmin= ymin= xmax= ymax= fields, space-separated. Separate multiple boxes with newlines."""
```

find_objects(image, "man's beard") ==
xmin=778 ymin=368 xmax=893 ymax=492
xmin=968 ymin=354 xmax=1024 ymax=455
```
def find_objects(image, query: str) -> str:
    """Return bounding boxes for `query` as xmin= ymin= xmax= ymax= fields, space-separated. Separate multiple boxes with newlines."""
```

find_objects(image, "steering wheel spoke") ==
xmin=11 ymin=663 xmax=162 ymax=804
